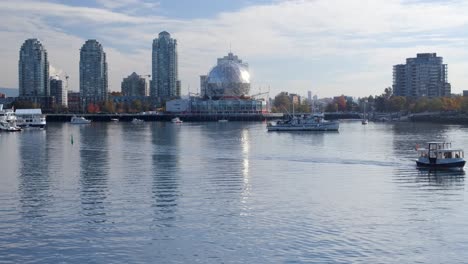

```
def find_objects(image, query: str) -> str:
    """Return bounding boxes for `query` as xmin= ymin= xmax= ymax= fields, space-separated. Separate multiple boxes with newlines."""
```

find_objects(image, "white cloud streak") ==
xmin=1 ymin=0 xmax=468 ymax=97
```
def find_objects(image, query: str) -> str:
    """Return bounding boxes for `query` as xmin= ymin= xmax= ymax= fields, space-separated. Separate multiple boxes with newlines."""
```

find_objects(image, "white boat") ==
xmin=267 ymin=113 xmax=339 ymax=131
xmin=15 ymin=109 xmax=46 ymax=128
xmin=218 ymin=119 xmax=228 ymax=123
xmin=71 ymin=116 xmax=91 ymax=124
xmin=361 ymin=119 xmax=368 ymax=125
xmin=0 ymin=104 xmax=22 ymax=132
xmin=110 ymin=118 xmax=119 ymax=122
xmin=416 ymin=142 xmax=466 ymax=169
xmin=132 ymin=118 xmax=144 ymax=124
xmin=171 ymin=117 xmax=183 ymax=123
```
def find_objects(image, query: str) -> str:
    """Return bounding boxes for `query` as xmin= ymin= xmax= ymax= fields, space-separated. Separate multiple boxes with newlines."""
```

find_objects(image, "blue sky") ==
xmin=1 ymin=0 xmax=468 ymax=97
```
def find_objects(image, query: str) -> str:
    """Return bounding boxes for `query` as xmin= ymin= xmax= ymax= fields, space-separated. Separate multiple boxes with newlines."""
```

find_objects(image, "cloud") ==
xmin=1 ymin=0 xmax=468 ymax=97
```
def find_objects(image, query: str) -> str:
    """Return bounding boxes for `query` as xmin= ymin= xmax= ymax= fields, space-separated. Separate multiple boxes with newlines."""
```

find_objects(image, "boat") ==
xmin=171 ymin=117 xmax=183 ymax=123
xmin=15 ymin=109 xmax=46 ymax=128
xmin=110 ymin=118 xmax=119 ymax=122
xmin=416 ymin=142 xmax=466 ymax=169
xmin=267 ymin=113 xmax=339 ymax=131
xmin=218 ymin=119 xmax=228 ymax=123
xmin=362 ymin=101 xmax=368 ymax=125
xmin=0 ymin=104 xmax=22 ymax=132
xmin=70 ymin=116 xmax=91 ymax=124
xmin=132 ymin=118 xmax=144 ymax=124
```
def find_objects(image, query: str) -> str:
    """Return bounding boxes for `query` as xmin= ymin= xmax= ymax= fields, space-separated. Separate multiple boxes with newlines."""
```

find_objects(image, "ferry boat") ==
xmin=416 ymin=142 xmax=466 ymax=169
xmin=171 ymin=117 xmax=183 ymax=123
xmin=15 ymin=109 xmax=46 ymax=128
xmin=70 ymin=116 xmax=91 ymax=124
xmin=267 ymin=113 xmax=339 ymax=132
xmin=0 ymin=104 xmax=22 ymax=132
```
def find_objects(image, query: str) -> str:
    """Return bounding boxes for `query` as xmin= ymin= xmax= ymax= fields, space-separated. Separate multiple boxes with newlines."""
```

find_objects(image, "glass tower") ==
xmin=151 ymin=31 xmax=180 ymax=98
xmin=80 ymin=39 xmax=108 ymax=104
xmin=18 ymin=39 xmax=49 ymax=97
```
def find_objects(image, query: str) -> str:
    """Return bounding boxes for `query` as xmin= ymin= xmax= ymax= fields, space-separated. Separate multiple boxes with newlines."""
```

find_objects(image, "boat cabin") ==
xmin=417 ymin=142 xmax=464 ymax=159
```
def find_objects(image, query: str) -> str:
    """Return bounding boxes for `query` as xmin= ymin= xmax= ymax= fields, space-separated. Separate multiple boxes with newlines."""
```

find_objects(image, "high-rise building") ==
xmin=121 ymin=72 xmax=148 ymax=96
xmin=18 ymin=39 xmax=49 ymax=97
xmin=151 ymin=31 xmax=180 ymax=98
xmin=50 ymin=77 xmax=68 ymax=107
xmin=393 ymin=53 xmax=451 ymax=97
xmin=80 ymin=39 xmax=108 ymax=105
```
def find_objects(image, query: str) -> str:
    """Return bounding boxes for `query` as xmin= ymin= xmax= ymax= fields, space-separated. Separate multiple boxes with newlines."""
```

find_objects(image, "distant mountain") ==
xmin=0 ymin=88 xmax=19 ymax=97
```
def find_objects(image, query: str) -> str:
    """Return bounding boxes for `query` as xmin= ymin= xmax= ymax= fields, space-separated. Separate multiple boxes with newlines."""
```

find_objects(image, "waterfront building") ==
xmin=151 ymin=31 xmax=180 ymax=98
xmin=202 ymin=52 xmax=250 ymax=99
xmin=463 ymin=90 xmax=468 ymax=97
xmin=50 ymin=77 xmax=68 ymax=107
xmin=166 ymin=98 xmax=267 ymax=114
xmin=393 ymin=53 xmax=451 ymax=97
xmin=121 ymin=72 xmax=148 ymax=96
xmin=18 ymin=39 xmax=49 ymax=97
xmin=80 ymin=39 xmax=108 ymax=106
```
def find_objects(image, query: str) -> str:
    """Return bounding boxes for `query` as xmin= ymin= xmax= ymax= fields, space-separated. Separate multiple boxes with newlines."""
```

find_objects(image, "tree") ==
xmin=273 ymin=92 xmax=291 ymax=113
xmin=131 ymin=99 xmax=143 ymax=113
xmin=325 ymin=103 xmax=338 ymax=112
xmin=335 ymin=95 xmax=346 ymax=111
xmin=388 ymin=96 xmax=406 ymax=112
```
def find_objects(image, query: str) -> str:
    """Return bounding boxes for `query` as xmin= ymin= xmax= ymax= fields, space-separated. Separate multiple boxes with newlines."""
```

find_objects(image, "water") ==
xmin=1 ymin=121 xmax=468 ymax=263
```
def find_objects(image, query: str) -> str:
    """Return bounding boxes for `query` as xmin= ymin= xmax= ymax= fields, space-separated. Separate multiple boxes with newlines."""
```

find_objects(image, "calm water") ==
xmin=1 ymin=121 xmax=468 ymax=263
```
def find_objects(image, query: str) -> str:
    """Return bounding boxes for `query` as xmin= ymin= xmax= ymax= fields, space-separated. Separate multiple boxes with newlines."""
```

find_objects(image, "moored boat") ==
xmin=71 ymin=116 xmax=91 ymax=124
xmin=171 ymin=117 xmax=183 ymax=123
xmin=267 ymin=113 xmax=339 ymax=131
xmin=132 ymin=118 xmax=144 ymax=124
xmin=0 ymin=104 xmax=22 ymax=132
xmin=15 ymin=109 xmax=46 ymax=128
xmin=416 ymin=142 xmax=465 ymax=169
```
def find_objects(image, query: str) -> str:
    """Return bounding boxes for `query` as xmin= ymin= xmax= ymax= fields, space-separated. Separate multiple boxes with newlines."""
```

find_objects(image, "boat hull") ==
xmin=416 ymin=160 xmax=466 ymax=169
xmin=267 ymin=123 xmax=339 ymax=132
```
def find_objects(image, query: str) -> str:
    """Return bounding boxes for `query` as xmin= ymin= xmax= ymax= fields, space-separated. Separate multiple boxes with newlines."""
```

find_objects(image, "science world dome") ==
xmin=204 ymin=53 xmax=251 ymax=98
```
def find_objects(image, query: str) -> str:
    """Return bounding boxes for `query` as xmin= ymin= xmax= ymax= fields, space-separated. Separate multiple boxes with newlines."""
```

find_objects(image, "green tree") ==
xmin=388 ymin=96 xmax=406 ymax=112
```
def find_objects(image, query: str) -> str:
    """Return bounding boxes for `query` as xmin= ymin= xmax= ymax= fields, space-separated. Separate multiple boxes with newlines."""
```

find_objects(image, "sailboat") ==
xmin=362 ymin=101 xmax=368 ymax=125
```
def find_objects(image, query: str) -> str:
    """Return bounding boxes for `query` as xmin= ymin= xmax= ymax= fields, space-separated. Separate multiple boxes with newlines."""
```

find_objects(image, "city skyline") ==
xmin=3 ymin=1 xmax=468 ymax=97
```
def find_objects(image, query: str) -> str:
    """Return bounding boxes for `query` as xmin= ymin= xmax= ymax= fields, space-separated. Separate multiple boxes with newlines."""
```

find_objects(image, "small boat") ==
xmin=267 ymin=113 xmax=339 ymax=131
xmin=362 ymin=119 xmax=368 ymax=125
xmin=171 ymin=117 xmax=183 ymax=123
xmin=416 ymin=142 xmax=466 ymax=169
xmin=110 ymin=118 xmax=119 ymax=122
xmin=70 ymin=116 xmax=91 ymax=124
xmin=132 ymin=118 xmax=144 ymax=124
xmin=218 ymin=119 xmax=228 ymax=123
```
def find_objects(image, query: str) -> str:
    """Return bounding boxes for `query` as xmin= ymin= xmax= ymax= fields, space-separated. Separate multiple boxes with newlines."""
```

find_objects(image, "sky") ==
xmin=1 ymin=0 xmax=468 ymax=98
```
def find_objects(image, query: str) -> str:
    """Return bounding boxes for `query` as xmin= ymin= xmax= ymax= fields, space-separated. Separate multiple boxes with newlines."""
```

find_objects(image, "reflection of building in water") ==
xmin=151 ymin=123 xmax=180 ymax=224
xmin=18 ymin=131 xmax=50 ymax=218
xmin=79 ymin=125 xmax=110 ymax=222
xmin=200 ymin=125 xmax=251 ymax=202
